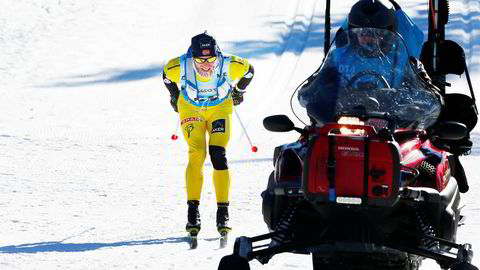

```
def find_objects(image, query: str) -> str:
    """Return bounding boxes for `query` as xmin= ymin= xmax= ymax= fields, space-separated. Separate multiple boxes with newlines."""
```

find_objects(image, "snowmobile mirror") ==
xmin=263 ymin=115 xmax=295 ymax=132
xmin=434 ymin=121 xmax=468 ymax=140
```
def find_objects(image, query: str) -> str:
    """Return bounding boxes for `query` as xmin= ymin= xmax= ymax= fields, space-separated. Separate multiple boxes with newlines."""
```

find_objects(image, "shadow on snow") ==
xmin=204 ymin=157 xmax=272 ymax=168
xmin=42 ymin=7 xmax=478 ymax=88
xmin=223 ymin=17 xmax=339 ymax=60
xmin=39 ymin=65 xmax=164 ymax=88
xmin=0 ymin=237 xmax=188 ymax=254
xmin=41 ymin=16 xmax=333 ymax=88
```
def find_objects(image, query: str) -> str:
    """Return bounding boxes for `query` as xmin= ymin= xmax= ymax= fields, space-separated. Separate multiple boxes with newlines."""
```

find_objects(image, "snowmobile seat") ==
xmin=420 ymin=40 xmax=478 ymax=130
xmin=420 ymin=40 xmax=467 ymax=77
xmin=421 ymin=40 xmax=478 ymax=155
xmin=436 ymin=93 xmax=477 ymax=156
xmin=439 ymin=93 xmax=477 ymax=133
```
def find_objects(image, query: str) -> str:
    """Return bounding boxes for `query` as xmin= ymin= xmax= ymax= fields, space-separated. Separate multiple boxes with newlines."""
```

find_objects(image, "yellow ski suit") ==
xmin=163 ymin=52 xmax=253 ymax=204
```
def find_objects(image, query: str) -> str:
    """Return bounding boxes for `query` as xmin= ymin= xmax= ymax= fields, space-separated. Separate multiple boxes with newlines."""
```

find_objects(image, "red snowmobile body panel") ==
xmin=303 ymin=123 xmax=401 ymax=207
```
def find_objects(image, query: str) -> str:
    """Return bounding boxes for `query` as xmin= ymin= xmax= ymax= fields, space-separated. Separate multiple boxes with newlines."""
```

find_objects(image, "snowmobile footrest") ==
xmin=232 ymin=228 xmax=476 ymax=269
xmin=387 ymin=239 xmax=474 ymax=269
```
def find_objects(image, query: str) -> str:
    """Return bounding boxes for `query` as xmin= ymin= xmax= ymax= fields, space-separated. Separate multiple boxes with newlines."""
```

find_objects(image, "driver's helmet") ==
xmin=347 ymin=0 xmax=397 ymax=57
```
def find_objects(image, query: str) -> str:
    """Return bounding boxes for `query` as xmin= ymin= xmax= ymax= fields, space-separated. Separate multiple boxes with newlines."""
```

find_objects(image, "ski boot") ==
xmin=186 ymin=200 xmax=201 ymax=249
xmin=216 ymin=202 xmax=232 ymax=248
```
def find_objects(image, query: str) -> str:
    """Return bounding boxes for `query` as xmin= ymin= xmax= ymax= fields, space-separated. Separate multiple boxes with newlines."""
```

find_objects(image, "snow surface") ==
xmin=0 ymin=0 xmax=479 ymax=269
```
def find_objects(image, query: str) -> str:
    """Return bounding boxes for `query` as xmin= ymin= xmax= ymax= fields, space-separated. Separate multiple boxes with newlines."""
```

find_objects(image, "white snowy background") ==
xmin=0 ymin=0 xmax=479 ymax=269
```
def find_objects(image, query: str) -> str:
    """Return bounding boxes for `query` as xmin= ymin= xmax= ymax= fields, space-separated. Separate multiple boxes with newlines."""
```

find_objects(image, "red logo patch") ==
xmin=181 ymin=117 xmax=203 ymax=125
xmin=202 ymin=49 xmax=210 ymax=56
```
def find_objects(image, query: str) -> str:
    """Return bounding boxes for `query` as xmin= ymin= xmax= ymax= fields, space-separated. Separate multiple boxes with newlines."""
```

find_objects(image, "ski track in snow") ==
xmin=0 ymin=1 xmax=479 ymax=269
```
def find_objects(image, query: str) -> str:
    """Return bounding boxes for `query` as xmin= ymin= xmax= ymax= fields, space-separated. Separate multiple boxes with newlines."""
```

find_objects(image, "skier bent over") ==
xmin=163 ymin=32 xmax=254 ymax=244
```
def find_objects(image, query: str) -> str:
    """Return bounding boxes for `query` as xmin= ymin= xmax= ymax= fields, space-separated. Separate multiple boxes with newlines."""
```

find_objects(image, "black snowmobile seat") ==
xmin=440 ymin=93 xmax=478 ymax=132
xmin=421 ymin=39 xmax=478 ymax=156
xmin=421 ymin=40 xmax=478 ymax=129
xmin=420 ymin=40 xmax=466 ymax=76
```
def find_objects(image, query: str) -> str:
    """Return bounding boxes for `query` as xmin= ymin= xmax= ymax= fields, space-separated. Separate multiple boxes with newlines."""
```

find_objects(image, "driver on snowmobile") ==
xmin=298 ymin=0 xmax=443 ymax=124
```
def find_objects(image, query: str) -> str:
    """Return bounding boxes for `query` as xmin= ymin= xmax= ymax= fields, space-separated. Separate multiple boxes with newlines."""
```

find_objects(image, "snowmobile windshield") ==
xmin=296 ymin=28 xmax=442 ymax=130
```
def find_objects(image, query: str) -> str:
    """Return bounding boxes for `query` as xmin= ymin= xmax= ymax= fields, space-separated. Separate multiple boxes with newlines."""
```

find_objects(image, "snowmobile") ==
xmin=218 ymin=0 xmax=478 ymax=269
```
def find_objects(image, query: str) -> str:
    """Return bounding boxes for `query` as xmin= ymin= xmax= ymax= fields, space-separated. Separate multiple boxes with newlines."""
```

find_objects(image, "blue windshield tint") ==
xmin=297 ymin=28 xmax=441 ymax=130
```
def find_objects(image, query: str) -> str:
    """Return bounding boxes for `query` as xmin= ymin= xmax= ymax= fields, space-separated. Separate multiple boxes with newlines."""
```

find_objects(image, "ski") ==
xmin=216 ymin=203 xmax=231 ymax=248
xmin=219 ymin=229 xmax=229 ymax=248
xmin=188 ymin=229 xmax=199 ymax=249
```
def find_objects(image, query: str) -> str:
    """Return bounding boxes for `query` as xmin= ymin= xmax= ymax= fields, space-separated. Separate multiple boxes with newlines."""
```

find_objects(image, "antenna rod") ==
xmin=464 ymin=62 xmax=478 ymax=114
xmin=324 ymin=0 xmax=331 ymax=56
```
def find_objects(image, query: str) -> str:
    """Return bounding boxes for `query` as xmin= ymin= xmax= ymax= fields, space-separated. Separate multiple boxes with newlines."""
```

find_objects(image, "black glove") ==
xmin=232 ymin=87 xmax=245 ymax=106
xmin=170 ymin=95 xmax=178 ymax=112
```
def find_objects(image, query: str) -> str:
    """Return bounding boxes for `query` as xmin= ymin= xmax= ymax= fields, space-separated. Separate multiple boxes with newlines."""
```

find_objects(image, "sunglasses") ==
xmin=194 ymin=56 xmax=217 ymax=63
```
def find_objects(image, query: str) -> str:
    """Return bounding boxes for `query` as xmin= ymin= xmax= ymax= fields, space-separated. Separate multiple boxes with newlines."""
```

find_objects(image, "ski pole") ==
xmin=171 ymin=118 xmax=180 ymax=140
xmin=233 ymin=107 xmax=258 ymax=152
